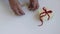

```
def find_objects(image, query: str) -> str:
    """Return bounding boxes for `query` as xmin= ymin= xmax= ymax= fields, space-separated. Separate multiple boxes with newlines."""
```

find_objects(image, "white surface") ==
xmin=0 ymin=0 xmax=60 ymax=34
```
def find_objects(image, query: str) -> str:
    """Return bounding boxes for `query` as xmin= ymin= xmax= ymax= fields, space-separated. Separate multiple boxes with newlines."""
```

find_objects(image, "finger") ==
xmin=28 ymin=4 xmax=32 ymax=8
xmin=28 ymin=3 xmax=33 ymax=10
xmin=17 ymin=5 xmax=25 ymax=15
xmin=17 ymin=8 xmax=25 ymax=15
xmin=36 ymin=4 xmax=39 ymax=9
xmin=13 ymin=7 xmax=21 ymax=15
xmin=32 ymin=3 xmax=37 ymax=10
xmin=28 ymin=5 xmax=32 ymax=10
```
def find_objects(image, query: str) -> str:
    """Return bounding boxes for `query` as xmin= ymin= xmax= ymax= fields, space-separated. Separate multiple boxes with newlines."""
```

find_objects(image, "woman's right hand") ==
xmin=9 ymin=0 xmax=25 ymax=16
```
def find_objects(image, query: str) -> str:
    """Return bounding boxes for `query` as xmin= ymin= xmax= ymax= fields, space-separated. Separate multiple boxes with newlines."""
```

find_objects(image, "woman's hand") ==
xmin=28 ymin=0 xmax=39 ymax=11
xmin=9 ymin=0 xmax=25 ymax=16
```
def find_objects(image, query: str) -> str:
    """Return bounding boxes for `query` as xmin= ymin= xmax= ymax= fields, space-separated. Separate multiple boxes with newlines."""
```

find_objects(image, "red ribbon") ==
xmin=39 ymin=7 xmax=52 ymax=26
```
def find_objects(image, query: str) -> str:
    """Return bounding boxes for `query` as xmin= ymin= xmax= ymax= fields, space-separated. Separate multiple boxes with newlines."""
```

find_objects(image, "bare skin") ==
xmin=9 ymin=0 xmax=39 ymax=15
xmin=28 ymin=0 xmax=39 ymax=10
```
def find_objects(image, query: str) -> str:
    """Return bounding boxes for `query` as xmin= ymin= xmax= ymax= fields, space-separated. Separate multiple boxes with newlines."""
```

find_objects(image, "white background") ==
xmin=0 ymin=0 xmax=60 ymax=34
